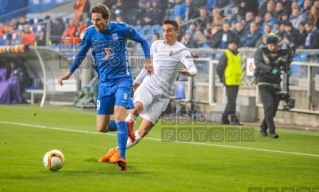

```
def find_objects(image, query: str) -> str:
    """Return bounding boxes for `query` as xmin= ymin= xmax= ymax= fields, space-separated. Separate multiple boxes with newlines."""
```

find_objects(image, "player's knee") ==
xmin=134 ymin=102 xmax=144 ymax=114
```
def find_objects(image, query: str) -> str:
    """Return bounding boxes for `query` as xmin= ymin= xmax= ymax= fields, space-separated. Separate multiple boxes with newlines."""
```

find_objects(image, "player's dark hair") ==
xmin=163 ymin=19 xmax=179 ymax=31
xmin=90 ymin=4 xmax=110 ymax=19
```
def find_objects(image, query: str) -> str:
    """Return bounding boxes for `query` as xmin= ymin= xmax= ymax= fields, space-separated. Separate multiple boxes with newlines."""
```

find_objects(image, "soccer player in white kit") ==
xmin=99 ymin=19 xmax=198 ymax=163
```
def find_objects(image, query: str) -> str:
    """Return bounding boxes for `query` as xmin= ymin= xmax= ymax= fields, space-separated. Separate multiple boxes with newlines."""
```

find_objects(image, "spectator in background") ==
xmin=135 ymin=1 xmax=146 ymax=25
xmin=300 ymin=0 xmax=312 ymax=16
xmin=61 ymin=18 xmax=79 ymax=45
xmin=281 ymin=12 xmax=289 ymax=23
xmin=274 ymin=1 xmax=284 ymax=20
xmin=165 ymin=1 xmax=175 ymax=19
xmin=283 ymin=21 xmax=298 ymax=45
xmin=196 ymin=7 xmax=212 ymax=32
xmin=231 ymin=6 xmax=243 ymax=23
xmin=290 ymin=8 xmax=305 ymax=30
xmin=19 ymin=16 xmax=29 ymax=26
xmin=244 ymin=12 xmax=255 ymax=30
xmin=304 ymin=21 xmax=319 ymax=49
xmin=50 ymin=18 xmax=65 ymax=45
xmin=281 ymin=0 xmax=292 ymax=16
xmin=234 ymin=21 xmax=246 ymax=41
xmin=234 ymin=0 xmax=258 ymax=18
xmin=21 ymin=24 xmax=35 ymax=46
xmin=265 ymin=1 xmax=275 ymax=18
xmin=309 ymin=6 xmax=319 ymax=29
xmin=175 ymin=16 xmax=186 ymax=41
xmin=34 ymin=25 xmax=46 ymax=46
xmin=220 ymin=21 xmax=239 ymax=49
xmin=271 ymin=21 xmax=281 ymax=33
xmin=77 ymin=20 xmax=87 ymax=39
xmin=255 ymin=33 xmax=268 ymax=48
xmin=255 ymin=14 xmax=264 ymax=28
xmin=101 ymin=0 xmax=117 ymax=8
xmin=207 ymin=23 xmax=223 ymax=48
xmin=290 ymin=1 xmax=299 ymax=13
xmin=211 ymin=7 xmax=224 ymax=28
xmin=189 ymin=22 xmax=207 ymax=46
xmin=262 ymin=12 xmax=276 ymax=31
xmin=184 ymin=0 xmax=199 ymax=21
xmin=150 ymin=0 xmax=164 ymax=25
xmin=276 ymin=31 xmax=289 ymax=44
xmin=258 ymin=0 xmax=269 ymax=18
xmin=314 ymin=0 xmax=319 ymax=9
xmin=181 ymin=29 xmax=199 ymax=48
xmin=205 ymin=0 xmax=218 ymax=10
xmin=171 ymin=0 xmax=187 ymax=20
xmin=10 ymin=59 xmax=30 ymax=90
xmin=140 ymin=1 xmax=152 ymax=25
xmin=11 ymin=18 xmax=19 ymax=30
xmin=297 ymin=22 xmax=307 ymax=48
xmin=240 ymin=21 xmax=261 ymax=47
xmin=203 ymin=23 xmax=213 ymax=39
xmin=263 ymin=23 xmax=272 ymax=34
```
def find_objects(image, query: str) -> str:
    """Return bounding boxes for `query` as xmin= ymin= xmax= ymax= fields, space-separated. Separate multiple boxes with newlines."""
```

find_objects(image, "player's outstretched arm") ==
xmin=125 ymin=24 xmax=152 ymax=74
xmin=58 ymin=71 xmax=72 ymax=86
xmin=179 ymin=53 xmax=198 ymax=77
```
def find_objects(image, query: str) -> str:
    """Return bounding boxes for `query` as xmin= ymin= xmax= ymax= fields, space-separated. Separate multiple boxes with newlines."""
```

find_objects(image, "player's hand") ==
xmin=133 ymin=82 xmax=140 ymax=92
xmin=178 ymin=68 xmax=190 ymax=76
xmin=145 ymin=58 xmax=154 ymax=75
xmin=58 ymin=72 xmax=72 ymax=86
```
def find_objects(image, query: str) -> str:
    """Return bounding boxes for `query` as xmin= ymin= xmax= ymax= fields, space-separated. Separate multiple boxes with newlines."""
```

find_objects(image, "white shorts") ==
xmin=134 ymin=85 xmax=170 ymax=125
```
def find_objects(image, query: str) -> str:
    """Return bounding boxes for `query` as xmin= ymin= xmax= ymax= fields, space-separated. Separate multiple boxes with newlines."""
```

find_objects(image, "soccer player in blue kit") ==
xmin=58 ymin=4 xmax=153 ymax=171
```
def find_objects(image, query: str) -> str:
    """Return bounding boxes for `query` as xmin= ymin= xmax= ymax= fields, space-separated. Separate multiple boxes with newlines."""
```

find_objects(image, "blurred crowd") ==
xmin=0 ymin=0 xmax=319 ymax=50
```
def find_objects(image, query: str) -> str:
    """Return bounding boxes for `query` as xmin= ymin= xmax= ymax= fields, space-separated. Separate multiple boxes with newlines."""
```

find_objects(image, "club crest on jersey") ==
xmin=185 ymin=55 xmax=192 ymax=59
xmin=169 ymin=50 xmax=173 ymax=56
xmin=112 ymin=33 xmax=118 ymax=40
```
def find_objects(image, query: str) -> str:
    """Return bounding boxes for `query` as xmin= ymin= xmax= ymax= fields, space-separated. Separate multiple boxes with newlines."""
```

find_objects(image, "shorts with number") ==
xmin=134 ymin=85 xmax=170 ymax=125
xmin=96 ymin=76 xmax=134 ymax=115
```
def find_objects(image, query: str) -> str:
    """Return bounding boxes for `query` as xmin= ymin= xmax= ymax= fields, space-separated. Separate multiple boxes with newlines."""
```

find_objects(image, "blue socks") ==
xmin=107 ymin=120 xmax=118 ymax=132
xmin=116 ymin=121 xmax=128 ymax=159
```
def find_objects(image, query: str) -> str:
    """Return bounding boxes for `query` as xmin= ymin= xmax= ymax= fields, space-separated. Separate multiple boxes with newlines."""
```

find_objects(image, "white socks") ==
xmin=116 ymin=130 xmax=142 ymax=150
xmin=126 ymin=131 xmax=142 ymax=149
xmin=125 ymin=113 xmax=137 ymax=124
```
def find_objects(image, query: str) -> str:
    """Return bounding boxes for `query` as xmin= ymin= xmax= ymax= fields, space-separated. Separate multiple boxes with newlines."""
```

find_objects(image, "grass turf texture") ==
xmin=0 ymin=105 xmax=318 ymax=192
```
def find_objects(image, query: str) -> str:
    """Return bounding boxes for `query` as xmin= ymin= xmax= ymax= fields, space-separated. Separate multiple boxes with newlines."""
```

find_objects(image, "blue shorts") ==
xmin=96 ymin=76 xmax=134 ymax=115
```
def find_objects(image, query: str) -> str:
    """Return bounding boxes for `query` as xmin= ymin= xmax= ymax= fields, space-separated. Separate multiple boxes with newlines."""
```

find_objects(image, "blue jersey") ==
xmin=69 ymin=22 xmax=150 ymax=81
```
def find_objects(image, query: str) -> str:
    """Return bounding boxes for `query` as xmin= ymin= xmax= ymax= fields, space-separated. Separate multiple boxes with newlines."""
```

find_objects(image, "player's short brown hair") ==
xmin=90 ymin=4 xmax=110 ymax=19
xmin=163 ymin=19 xmax=179 ymax=31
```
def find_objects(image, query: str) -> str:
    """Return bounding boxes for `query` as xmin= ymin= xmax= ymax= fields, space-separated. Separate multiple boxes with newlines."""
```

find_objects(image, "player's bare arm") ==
xmin=58 ymin=71 xmax=72 ymax=86
xmin=145 ymin=58 xmax=153 ymax=75
xmin=178 ymin=68 xmax=191 ymax=76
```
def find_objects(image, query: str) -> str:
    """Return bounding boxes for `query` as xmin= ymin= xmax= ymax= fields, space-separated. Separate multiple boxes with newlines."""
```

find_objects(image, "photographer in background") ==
xmin=254 ymin=33 xmax=293 ymax=139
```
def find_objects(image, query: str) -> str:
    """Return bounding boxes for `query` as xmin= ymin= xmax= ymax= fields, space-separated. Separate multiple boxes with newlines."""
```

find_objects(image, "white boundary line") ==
xmin=1 ymin=121 xmax=319 ymax=158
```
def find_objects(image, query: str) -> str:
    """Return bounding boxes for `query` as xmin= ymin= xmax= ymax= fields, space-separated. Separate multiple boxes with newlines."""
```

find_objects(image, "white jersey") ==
xmin=135 ymin=40 xmax=197 ymax=97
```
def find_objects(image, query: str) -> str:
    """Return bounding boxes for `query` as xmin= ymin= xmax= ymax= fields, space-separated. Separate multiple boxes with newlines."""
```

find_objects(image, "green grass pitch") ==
xmin=0 ymin=105 xmax=318 ymax=192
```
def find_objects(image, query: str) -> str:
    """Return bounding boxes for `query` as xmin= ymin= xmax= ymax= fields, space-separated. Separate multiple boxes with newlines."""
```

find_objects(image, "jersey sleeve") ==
xmin=179 ymin=49 xmax=197 ymax=76
xmin=124 ymin=23 xmax=150 ymax=58
xmin=69 ymin=30 xmax=92 ymax=73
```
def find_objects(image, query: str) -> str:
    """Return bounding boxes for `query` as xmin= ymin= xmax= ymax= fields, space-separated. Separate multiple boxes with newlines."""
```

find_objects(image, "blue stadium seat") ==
xmin=293 ymin=53 xmax=308 ymax=62
xmin=174 ymin=82 xmax=186 ymax=99
xmin=152 ymin=24 xmax=161 ymax=33
xmin=0 ymin=40 xmax=6 ymax=46
xmin=142 ymin=25 xmax=152 ymax=35
xmin=215 ymin=52 xmax=223 ymax=60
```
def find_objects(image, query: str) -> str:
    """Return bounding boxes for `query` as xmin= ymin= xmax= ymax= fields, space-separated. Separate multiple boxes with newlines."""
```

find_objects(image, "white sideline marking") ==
xmin=1 ymin=121 xmax=319 ymax=158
